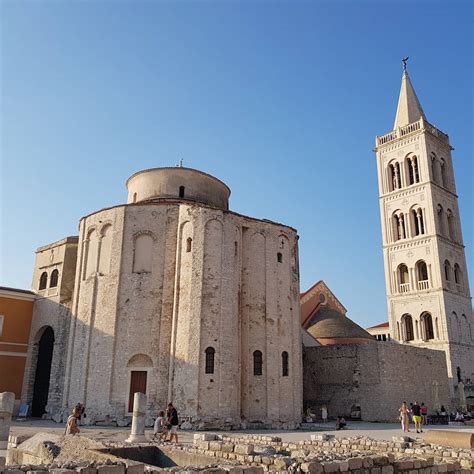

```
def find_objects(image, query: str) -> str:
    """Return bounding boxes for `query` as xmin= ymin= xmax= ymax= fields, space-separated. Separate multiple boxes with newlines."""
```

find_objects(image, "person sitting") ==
xmin=153 ymin=410 xmax=168 ymax=441
xmin=455 ymin=411 xmax=465 ymax=423
xmin=336 ymin=416 xmax=347 ymax=430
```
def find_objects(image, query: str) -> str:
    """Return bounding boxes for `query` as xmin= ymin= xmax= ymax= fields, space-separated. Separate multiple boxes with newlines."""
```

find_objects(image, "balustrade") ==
xmin=399 ymin=283 xmax=410 ymax=293
xmin=418 ymin=280 xmax=429 ymax=290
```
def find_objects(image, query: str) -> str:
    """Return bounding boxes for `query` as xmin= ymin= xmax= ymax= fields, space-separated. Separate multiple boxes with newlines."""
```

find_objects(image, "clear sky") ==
xmin=1 ymin=0 xmax=472 ymax=328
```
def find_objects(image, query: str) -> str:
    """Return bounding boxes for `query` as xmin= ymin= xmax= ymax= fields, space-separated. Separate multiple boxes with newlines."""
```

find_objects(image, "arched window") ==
xmin=39 ymin=272 xmax=48 ymax=290
xmin=282 ymin=351 xmax=289 ymax=376
xmin=388 ymin=162 xmax=401 ymax=191
xmin=50 ymin=269 xmax=59 ymax=288
xmin=411 ymin=208 xmax=425 ymax=237
xmin=416 ymin=260 xmax=429 ymax=290
xmin=277 ymin=252 xmax=283 ymax=263
xmin=431 ymin=152 xmax=439 ymax=184
xmin=461 ymin=314 xmax=468 ymax=342
xmin=440 ymin=159 xmax=448 ymax=188
xmin=407 ymin=157 xmax=415 ymax=185
xmin=179 ymin=186 xmax=185 ymax=198
xmin=454 ymin=264 xmax=462 ymax=292
xmin=421 ymin=312 xmax=434 ymax=341
xmin=98 ymin=225 xmax=113 ymax=275
xmin=132 ymin=192 xmax=137 ymax=203
xmin=205 ymin=347 xmax=215 ymax=374
xmin=253 ymin=350 xmax=263 ymax=376
xmin=437 ymin=205 xmax=445 ymax=236
xmin=393 ymin=212 xmax=406 ymax=241
xmin=444 ymin=260 xmax=451 ymax=282
xmin=412 ymin=156 xmax=420 ymax=183
xmin=446 ymin=210 xmax=455 ymax=241
xmin=402 ymin=314 xmax=414 ymax=342
xmin=398 ymin=264 xmax=410 ymax=293
xmin=186 ymin=237 xmax=192 ymax=253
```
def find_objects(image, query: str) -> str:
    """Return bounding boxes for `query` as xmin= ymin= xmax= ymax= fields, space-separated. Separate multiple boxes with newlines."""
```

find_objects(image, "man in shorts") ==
xmin=412 ymin=401 xmax=423 ymax=433
xmin=167 ymin=402 xmax=179 ymax=443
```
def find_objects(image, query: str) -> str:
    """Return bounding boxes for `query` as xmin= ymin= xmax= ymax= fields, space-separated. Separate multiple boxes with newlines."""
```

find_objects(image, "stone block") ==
xmin=125 ymin=464 xmax=144 ymax=474
xmin=370 ymin=468 xmax=381 ymax=474
xmin=371 ymin=456 xmax=389 ymax=466
xmin=222 ymin=443 xmax=234 ymax=453
xmin=50 ymin=470 xmax=76 ymax=474
xmin=209 ymin=441 xmax=223 ymax=451
xmin=234 ymin=444 xmax=254 ymax=455
xmin=3 ymin=470 xmax=24 ymax=474
xmin=347 ymin=458 xmax=363 ymax=470
xmin=395 ymin=461 xmax=414 ymax=471
xmin=321 ymin=462 xmax=340 ymax=473
xmin=241 ymin=469 xmax=263 ymax=474
xmin=273 ymin=457 xmax=294 ymax=470
xmin=96 ymin=466 xmax=125 ymax=474
xmin=76 ymin=468 xmax=97 ymax=474
xmin=300 ymin=463 xmax=324 ymax=473
xmin=381 ymin=467 xmax=394 ymax=474
xmin=194 ymin=433 xmax=217 ymax=442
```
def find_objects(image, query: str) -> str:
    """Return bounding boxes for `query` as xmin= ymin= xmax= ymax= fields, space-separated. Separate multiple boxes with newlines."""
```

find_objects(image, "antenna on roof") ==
xmin=177 ymin=159 xmax=184 ymax=167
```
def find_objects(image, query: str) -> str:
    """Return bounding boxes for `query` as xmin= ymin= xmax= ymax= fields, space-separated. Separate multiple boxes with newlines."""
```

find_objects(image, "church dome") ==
xmin=126 ymin=167 xmax=231 ymax=210
xmin=306 ymin=308 xmax=375 ymax=345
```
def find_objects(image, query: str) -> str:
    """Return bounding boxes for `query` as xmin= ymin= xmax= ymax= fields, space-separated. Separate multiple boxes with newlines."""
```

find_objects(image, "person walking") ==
xmin=420 ymin=402 xmax=428 ymax=425
xmin=65 ymin=406 xmax=81 ymax=435
xmin=399 ymin=401 xmax=410 ymax=433
xmin=412 ymin=401 xmax=423 ymax=433
xmin=167 ymin=403 xmax=179 ymax=443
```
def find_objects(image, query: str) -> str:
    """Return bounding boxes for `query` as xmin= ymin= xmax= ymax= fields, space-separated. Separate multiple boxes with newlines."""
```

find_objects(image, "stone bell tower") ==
xmin=374 ymin=62 xmax=474 ymax=395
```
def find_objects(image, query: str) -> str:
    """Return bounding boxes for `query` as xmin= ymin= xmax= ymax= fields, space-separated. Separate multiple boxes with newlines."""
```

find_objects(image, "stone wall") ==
xmin=303 ymin=343 xmax=450 ymax=422
xmin=62 ymin=199 xmax=302 ymax=427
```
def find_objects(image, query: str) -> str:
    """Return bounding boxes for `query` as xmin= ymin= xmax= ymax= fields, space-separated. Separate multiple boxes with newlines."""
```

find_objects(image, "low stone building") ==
xmin=22 ymin=166 xmax=303 ymax=428
xmin=303 ymin=343 xmax=450 ymax=422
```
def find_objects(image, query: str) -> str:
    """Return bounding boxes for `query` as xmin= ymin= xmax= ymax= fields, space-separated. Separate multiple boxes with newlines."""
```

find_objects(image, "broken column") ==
xmin=0 ymin=392 xmax=15 ymax=452
xmin=126 ymin=392 xmax=147 ymax=443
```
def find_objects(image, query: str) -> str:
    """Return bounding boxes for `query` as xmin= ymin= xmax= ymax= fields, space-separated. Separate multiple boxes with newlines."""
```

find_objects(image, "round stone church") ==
xmin=24 ymin=166 xmax=303 ymax=428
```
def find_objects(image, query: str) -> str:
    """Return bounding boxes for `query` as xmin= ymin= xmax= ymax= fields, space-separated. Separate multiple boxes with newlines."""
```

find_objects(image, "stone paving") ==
xmin=9 ymin=420 xmax=474 ymax=445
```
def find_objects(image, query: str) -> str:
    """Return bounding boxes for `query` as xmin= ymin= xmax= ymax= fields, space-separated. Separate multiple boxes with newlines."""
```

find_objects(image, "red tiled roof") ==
xmin=367 ymin=321 xmax=389 ymax=329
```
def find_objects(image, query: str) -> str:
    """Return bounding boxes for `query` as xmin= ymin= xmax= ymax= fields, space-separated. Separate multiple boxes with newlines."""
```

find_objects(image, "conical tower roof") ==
xmin=393 ymin=71 xmax=426 ymax=129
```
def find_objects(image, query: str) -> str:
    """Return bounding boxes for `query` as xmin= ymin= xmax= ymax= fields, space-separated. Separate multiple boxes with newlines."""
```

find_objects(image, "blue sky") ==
xmin=1 ymin=0 xmax=472 ymax=328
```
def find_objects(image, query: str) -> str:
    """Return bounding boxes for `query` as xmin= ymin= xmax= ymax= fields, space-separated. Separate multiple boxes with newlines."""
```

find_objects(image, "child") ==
xmin=153 ymin=411 xmax=167 ymax=441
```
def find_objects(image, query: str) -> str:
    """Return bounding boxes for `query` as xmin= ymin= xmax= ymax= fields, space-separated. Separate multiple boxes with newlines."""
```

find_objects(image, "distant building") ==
xmin=0 ymin=286 xmax=35 ymax=412
xmin=301 ymin=280 xmax=375 ymax=345
xmin=366 ymin=322 xmax=392 ymax=342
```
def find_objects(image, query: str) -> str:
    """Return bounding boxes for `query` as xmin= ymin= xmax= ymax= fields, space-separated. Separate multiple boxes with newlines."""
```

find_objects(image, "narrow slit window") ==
xmin=277 ymin=252 xmax=283 ymax=263
xmin=282 ymin=351 xmax=289 ymax=376
xmin=205 ymin=347 xmax=215 ymax=374
xmin=186 ymin=237 xmax=192 ymax=253
xmin=179 ymin=186 xmax=185 ymax=198
xmin=253 ymin=350 xmax=263 ymax=376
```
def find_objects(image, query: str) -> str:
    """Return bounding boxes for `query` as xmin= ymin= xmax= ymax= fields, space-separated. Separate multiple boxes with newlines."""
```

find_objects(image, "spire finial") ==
xmin=402 ymin=56 xmax=409 ymax=72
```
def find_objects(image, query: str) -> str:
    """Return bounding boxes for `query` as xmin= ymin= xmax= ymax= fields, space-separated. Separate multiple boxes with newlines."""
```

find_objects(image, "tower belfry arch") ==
xmin=374 ymin=63 xmax=474 ymax=395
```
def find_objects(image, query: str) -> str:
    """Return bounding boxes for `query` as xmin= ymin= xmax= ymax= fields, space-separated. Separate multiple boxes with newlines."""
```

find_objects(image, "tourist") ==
xmin=75 ymin=403 xmax=86 ymax=426
xmin=167 ymin=403 xmax=179 ymax=443
xmin=455 ymin=411 xmax=465 ymax=423
xmin=321 ymin=405 xmax=328 ymax=423
xmin=65 ymin=406 xmax=81 ymax=435
xmin=420 ymin=403 xmax=428 ymax=425
xmin=412 ymin=401 xmax=423 ymax=434
xmin=153 ymin=410 xmax=167 ymax=441
xmin=399 ymin=401 xmax=409 ymax=433
xmin=440 ymin=405 xmax=447 ymax=416
xmin=408 ymin=402 xmax=414 ymax=423
xmin=336 ymin=416 xmax=346 ymax=430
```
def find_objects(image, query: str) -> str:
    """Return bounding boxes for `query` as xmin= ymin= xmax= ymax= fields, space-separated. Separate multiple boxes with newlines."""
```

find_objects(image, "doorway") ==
xmin=128 ymin=370 xmax=147 ymax=412
xmin=32 ymin=327 xmax=55 ymax=417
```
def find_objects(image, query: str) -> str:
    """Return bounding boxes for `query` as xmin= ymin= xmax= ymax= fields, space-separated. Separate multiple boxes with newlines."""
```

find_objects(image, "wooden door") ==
xmin=128 ymin=371 xmax=147 ymax=412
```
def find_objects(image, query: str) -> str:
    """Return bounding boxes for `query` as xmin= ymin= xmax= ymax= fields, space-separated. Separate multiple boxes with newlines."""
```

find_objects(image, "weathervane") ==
xmin=402 ymin=56 xmax=409 ymax=72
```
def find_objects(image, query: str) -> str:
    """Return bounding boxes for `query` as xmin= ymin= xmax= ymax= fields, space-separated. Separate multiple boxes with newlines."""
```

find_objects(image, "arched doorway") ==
xmin=32 ymin=327 xmax=55 ymax=417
